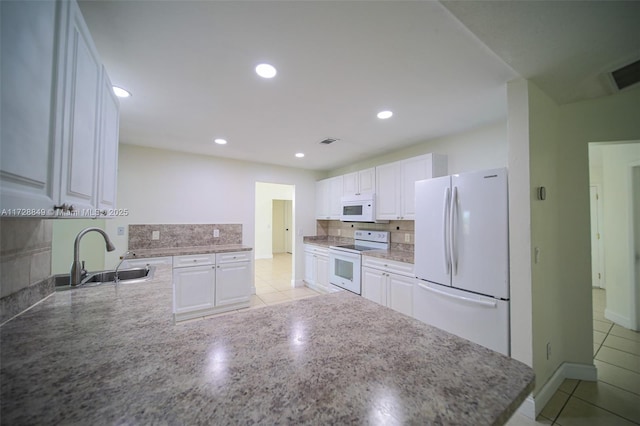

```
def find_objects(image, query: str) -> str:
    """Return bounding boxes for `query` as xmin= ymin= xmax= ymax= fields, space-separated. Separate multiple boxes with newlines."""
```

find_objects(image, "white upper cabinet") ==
xmin=0 ymin=0 xmax=119 ymax=218
xmin=343 ymin=168 xmax=375 ymax=196
xmin=59 ymin=0 xmax=102 ymax=214
xmin=315 ymin=175 xmax=343 ymax=220
xmin=96 ymin=67 xmax=120 ymax=212
xmin=376 ymin=153 xmax=447 ymax=220
xmin=0 ymin=1 xmax=66 ymax=214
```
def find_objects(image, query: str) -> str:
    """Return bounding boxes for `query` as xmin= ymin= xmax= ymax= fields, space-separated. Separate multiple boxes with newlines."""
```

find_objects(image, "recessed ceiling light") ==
xmin=112 ymin=86 xmax=131 ymax=98
xmin=255 ymin=63 xmax=277 ymax=79
xmin=214 ymin=138 xmax=227 ymax=145
xmin=295 ymin=153 xmax=305 ymax=158
xmin=377 ymin=110 xmax=393 ymax=119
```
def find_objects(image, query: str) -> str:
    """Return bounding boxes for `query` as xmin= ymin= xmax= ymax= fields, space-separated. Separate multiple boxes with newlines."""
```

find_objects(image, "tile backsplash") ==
xmin=0 ymin=218 xmax=54 ymax=324
xmin=128 ymin=224 xmax=242 ymax=250
xmin=317 ymin=220 xmax=414 ymax=251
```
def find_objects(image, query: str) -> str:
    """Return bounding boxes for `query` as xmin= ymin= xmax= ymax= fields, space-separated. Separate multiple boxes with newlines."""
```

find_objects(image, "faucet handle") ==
xmin=81 ymin=260 xmax=87 ymax=277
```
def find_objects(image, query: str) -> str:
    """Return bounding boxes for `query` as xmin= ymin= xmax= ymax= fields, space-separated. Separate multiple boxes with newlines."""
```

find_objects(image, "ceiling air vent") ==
xmin=319 ymin=138 xmax=339 ymax=145
xmin=611 ymin=59 xmax=640 ymax=91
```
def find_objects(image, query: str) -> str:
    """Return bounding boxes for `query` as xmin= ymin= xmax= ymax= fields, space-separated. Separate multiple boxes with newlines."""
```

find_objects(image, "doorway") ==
xmin=588 ymin=141 xmax=640 ymax=331
xmin=254 ymin=182 xmax=295 ymax=291
xmin=272 ymin=200 xmax=292 ymax=254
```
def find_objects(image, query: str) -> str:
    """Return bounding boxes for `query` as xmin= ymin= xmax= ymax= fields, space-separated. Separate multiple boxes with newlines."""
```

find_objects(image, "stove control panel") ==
xmin=354 ymin=230 xmax=389 ymax=243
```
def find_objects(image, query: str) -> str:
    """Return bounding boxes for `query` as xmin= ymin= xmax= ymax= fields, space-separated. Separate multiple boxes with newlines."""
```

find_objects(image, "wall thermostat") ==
xmin=537 ymin=186 xmax=547 ymax=201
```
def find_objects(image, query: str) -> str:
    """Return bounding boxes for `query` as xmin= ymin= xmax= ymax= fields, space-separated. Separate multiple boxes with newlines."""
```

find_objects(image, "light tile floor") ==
xmin=507 ymin=288 xmax=640 ymax=425
xmin=252 ymin=253 xmax=321 ymax=309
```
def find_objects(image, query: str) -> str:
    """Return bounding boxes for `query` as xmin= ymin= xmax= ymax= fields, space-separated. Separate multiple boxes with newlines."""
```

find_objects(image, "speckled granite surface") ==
xmin=0 ymin=265 xmax=534 ymax=425
xmin=129 ymin=244 xmax=252 ymax=259
xmin=303 ymin=236 xmax=415 ymax=264
xmin=363 ymin=249 xmax=415 ymax=264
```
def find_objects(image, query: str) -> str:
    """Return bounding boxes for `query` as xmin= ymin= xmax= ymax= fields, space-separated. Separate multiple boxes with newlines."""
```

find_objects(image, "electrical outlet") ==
xmin=546 ymin=342 xmax=551 ymax=360
xmin=213 ymin=229 xmax=220 ymax=238
xmin=405 ymin=233 xmax=411 ymax=243
xmin=152 ymin=231 xmax=160 ymax=240
xmin=337 ymin=229 xmax=341 ymax=236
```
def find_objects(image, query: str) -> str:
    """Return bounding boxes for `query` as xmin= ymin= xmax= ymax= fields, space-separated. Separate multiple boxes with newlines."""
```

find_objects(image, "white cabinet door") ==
xmin=0 ymin=1 xmax=65 ymax=213
xmin=358 ymin=168 xmax=376 ymax=193
xmin=96 ymin=67 xmax=119 ymax=212
xmin=328 ymin=175 xmax=343 ymax=219
xmin=400 ymin=155 xmax=430 ymax=220
xmin=315 ymin=176 xmax=343 ymax=220
xmin=343 ymin=172 xmax=358 ymax=196
xmin=173 ymin=265 xmax=215 ymax=315
xmin=376 ymin=154 xmax=448 ymax=221
xmin=375 ymin=162 xmax=401 ymax=220
xmin=315 ymin=179 xmax=329 ymax=219
xmin=304 ymin=250 xmax=316 ymax=285
xmin=343 ymin=168 xmax=375 ymax=196
xmin=316 ymin=255 xmax=329 ymax=289
xmin=387 ymin=273 xmax=414 ymax=317
xmin=59 ymin=0 xmax=102 ymax=213
xmin=216 ymin=261 xmax=251 ymax=307
xmin=362 ymin=267 xmax=386 ymax=305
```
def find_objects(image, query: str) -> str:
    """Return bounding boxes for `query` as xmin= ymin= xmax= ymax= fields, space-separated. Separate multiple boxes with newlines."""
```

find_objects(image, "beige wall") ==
xmin=328 ymin=120 xmax=507 ymax=177
xmin=51 ymin=219 xmax=107 ymax=274
xmin=509 ymin=82 xmax=640 ymax=399
xmin=102 ymin=145 xmax=322 ymax=284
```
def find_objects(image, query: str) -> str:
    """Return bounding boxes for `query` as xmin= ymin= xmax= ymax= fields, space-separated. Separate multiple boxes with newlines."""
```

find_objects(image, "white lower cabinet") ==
xmin=173 ymin=264 xmax=216 ymax=320
xmin=303 ymin=244 xmax=330 ymax=292
xmin=362 ymin=256 xmax=415 ymax=317
xmin=173 ymin=251 xmax=252 ymax=322
xmin=215 ymin=252 xmax=252 ymax=307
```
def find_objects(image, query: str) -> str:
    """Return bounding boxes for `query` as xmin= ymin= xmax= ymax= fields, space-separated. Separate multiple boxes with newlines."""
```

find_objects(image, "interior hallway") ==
xmin=508 ymin=288 xmax=640 ymax=425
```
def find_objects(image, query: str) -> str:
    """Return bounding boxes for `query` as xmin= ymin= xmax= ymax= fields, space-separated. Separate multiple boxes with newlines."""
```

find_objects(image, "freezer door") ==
xmin=413 ymin=281 xmax=510 ymax=356
xmin=451 ymin=168 xmax=509 ymax=299
xmin=414 ymin=175 xmax=451 ymax=286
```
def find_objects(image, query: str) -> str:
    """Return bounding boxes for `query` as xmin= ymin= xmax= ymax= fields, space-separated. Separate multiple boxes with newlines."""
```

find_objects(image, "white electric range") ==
xmin=329 ymin=230 xmax=390 ymax=294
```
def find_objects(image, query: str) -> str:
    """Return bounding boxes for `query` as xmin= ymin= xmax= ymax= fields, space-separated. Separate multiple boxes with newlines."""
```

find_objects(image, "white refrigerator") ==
xmin=413 ymin=168 xmax=510 ymax=355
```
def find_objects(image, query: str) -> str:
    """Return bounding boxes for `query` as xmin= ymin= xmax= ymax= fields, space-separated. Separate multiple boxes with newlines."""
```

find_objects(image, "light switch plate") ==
xmin=213 ymin=229 xmax=220 ymax=238
xmin=152 ymin=231 xmax=160 ymax=240
xmin=117 ymin=226 xmax=125 ymax=236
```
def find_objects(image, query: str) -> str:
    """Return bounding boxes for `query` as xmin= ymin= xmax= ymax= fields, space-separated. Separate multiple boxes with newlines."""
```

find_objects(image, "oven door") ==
xmin=329 ymin=249 xmax=362 ymax=294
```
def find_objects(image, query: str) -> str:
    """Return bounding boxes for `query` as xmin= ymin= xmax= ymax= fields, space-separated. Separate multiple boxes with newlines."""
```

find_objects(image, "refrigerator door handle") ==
xmin=418 ymin=282 xmax=497 ymax=308
xmin=450 ymin=186 xmax=458 ymax=275
xmin=443 ymin=187 xmax=451 ymax=274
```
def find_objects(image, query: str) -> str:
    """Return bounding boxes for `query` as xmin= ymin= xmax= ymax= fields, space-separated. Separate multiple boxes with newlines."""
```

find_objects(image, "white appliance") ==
xmin=329 ymin=230 xmax=390 ymax=294
xmin=340 ymin=193 xmax=376 ymax=222
xmin=414 ymin=168 xmax=510 ymax=355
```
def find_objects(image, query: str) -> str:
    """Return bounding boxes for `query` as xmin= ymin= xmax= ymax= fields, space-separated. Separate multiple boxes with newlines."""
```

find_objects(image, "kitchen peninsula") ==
xmin=0 ymin=265 xmax=534 ymax=424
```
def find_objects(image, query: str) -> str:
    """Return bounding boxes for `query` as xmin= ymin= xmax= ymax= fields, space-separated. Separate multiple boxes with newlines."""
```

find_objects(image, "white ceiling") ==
xmin=78 ymin=1 xmax=640 ymax=171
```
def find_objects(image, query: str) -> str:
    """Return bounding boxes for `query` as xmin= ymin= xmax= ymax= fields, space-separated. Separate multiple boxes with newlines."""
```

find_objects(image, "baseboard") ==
xmin=605 ymin=308 xmax=632 ymax=329
xmin=254 ymin=255 xmax=273 ymax=260
xmin=293 ymin=279 xmax=305 ymax=288
xmin=517 ymin=362 xmax=597 ymax=419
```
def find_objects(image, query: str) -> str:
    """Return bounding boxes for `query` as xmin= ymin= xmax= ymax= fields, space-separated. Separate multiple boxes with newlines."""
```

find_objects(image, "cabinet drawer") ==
xmin=362 ymin=256 xmax=414 ymax=277
xmin=173 ymin=253 xmax=215 ymax=268
xmin=304 ymin=244 xmax=328 ymax=257
xmin=216 ymin=251 xmax=251 ymax=264
xmin=121 ymin=256 xmax=173 ymax=269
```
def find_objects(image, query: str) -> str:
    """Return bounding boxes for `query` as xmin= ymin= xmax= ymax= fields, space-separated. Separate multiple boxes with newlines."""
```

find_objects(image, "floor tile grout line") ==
xmin=599 ymin=342 xmax=640 ymax=357
xmin=569 ymin=388 xmax=640 ymax=424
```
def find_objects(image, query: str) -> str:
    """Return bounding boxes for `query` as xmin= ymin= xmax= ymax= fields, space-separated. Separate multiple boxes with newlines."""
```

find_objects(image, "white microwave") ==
xmin=340 ymin=193 xmax=376 ymax=222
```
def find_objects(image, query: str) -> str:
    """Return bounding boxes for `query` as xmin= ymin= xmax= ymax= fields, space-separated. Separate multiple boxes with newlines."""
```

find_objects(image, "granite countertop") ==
xmin=129 ymin=244 xmax=253 ymax=258
xmin=303 ymin=236 xmax=415 ymax=264
xmin=0 ymin=265 xmax=534 ymax=425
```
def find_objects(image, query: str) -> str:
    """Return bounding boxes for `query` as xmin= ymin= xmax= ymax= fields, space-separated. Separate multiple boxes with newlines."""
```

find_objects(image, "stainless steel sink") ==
xmin=55 ymin=266 xmax=155 ymax=290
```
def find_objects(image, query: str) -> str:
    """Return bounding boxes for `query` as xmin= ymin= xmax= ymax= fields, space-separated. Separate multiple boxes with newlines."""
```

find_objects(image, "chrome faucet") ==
xmin=114 ymin=251 xmax=133 ymax=284
xmin=70 ymin=227 xmax=116 ymax=286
